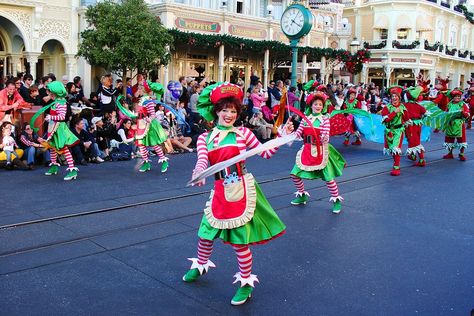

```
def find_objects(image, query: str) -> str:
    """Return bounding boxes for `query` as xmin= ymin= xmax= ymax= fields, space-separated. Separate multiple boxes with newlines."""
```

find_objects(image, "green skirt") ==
xmin=48 ymin=122 xmax=79 ymax=150
xmin=290 ymin=144 xmax=345 ymax=181
xmin=198 ymin=182 xmax=286 ymax=245
xmin=140 ymin=119 xmax=167 ymax=146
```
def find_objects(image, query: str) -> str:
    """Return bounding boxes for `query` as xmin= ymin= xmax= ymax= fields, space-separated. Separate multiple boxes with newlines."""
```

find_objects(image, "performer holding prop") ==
xmin=183 ymin=83 xmax=288 ymax=306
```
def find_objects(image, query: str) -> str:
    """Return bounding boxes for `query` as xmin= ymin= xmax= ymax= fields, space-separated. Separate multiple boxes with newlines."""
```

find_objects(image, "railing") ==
xmin=392 ymin=40 xmax=420 ymax=49
xmin=363 ymin=40 xmax=387 ymax=49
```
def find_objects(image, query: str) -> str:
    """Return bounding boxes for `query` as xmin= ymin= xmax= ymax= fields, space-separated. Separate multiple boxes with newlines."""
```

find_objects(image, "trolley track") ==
xmin=1 ymin=146 xmax=471 ymax=258
xmin=0 ymin=146 xmax=466 ymax=231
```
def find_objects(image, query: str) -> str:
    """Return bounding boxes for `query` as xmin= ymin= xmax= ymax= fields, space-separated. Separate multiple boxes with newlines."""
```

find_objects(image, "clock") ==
xmin=280 ymin=3 xmax=313 ymax=40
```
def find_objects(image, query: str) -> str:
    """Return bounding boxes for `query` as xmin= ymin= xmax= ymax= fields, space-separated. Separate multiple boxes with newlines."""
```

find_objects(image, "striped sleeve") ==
xmin=146 ymin=103 xmax=156 ymax=117
xmin=193 ymin=132 xmax=209 ymax=173
xmin=320 ymin=117 xmax=330 ymax=143
xmin=294 ymin=121 xmax=305 ymax=138
xmin=242 ymin=127 xmax=277 ymax=159
xmin=49 ymin=103 xmax=66 ymax=121
xmin=20 ymin=135 xmax=35 ymax=147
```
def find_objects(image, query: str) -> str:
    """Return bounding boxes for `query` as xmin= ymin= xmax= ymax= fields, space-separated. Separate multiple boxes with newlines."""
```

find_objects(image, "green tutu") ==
xmin=48 ymin=122 xmax=79 ymax=150
xmin=291 ymin=144 xmax=346 ymax=181
xmin=198 ymin=182 xmax=286 ymax=245
xmin=140 ymin=119 xmax=167 ymax=146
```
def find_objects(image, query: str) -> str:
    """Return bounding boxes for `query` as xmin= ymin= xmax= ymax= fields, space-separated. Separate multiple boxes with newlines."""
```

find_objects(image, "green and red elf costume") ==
xmin=441 ymin=89 xmax=469 ymax=161
xmin=342 ymin=87 xmax=363 ymax=146
xmin=466 ymin=78 xmax=474 ymax=129
xmin=183 ymin=83 xmax=286 ymax=306
xmin=381 ymin=86 xmax=410 ymax=176
xmin=290 ymin=92 xmax=346 ymax=213
xmin=37 ymin=81 xmax=80 ymax=181
xmin=404 ymin=86 xmax=427 ymax=166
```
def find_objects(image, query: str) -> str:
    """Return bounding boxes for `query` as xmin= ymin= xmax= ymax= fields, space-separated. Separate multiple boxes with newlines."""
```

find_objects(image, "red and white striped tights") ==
xmin=50 ymin=148 xmax=74 ymax=169
xmin=291 ymin=175 xmax=340 ymax=198
xmin=138 ymin=144 xmax=165 ymax=162
xmin=196 ymin=238 xmax=253 ymax=279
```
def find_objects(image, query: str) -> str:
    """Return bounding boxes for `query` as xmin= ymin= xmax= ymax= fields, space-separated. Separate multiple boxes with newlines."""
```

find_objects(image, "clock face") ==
xmin=281 ymin=7 xmax=305 ymax=37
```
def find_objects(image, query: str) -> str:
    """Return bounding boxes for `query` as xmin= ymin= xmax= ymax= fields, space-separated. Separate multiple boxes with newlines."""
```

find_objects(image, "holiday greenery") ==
xmin=445 ymin=46 xmax=457 ymax=56
xmin=168 ymin=29 xmax=370 ymax=74
xmin=424 ymin=40 xmax=441 ymax=51
xmin=363 ymin=40 xmax=387 ymax=49
xmin=392 ymin=40 xmax=420 ymax=49
xmin=458 ymin=50 xmax=469 ymax=58
xmin=455 ymin=4 xmax=474 ymax=24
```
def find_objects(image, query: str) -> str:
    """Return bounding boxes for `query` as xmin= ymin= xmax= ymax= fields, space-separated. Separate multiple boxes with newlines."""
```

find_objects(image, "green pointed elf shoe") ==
xmin=330 ymin=196 xmax=344 ymax=214
xmin=231 ymin=285 xmax=253 ymax=306
xmin=64 ymin=168 xmax=78 ymax=181
xmin=160 ymin=159 xmax=169 ymax=173
xmin=45 ymin=164 xmax=59 ymax=176
xmin=182 ymin=258 xmax=216 ymax=282
xmin=291 ymin=191 xmax=310 ymax=205
xmin=139 ymin=161 xmax=151 ymax=173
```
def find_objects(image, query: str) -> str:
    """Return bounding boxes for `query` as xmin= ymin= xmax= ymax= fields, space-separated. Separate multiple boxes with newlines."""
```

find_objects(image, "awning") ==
xmin=373 ymin=15 xmax=389 ymax=29
xmin=396 ymin=15 xmax=413 ymax=29
xmin=416 ymin=16 xmax=433 ymax=32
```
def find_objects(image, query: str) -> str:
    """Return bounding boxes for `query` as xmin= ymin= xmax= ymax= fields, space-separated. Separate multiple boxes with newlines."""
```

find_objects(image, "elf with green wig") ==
xmin=43 ymin=81 xmax=80 ymax=180
xmin=342 ymin=87 xmax=363 ymax=146
xmin=288 ymin=91 xmax=346 ymax=213
xmin=182 ymin=82 xmax=287 ymax=306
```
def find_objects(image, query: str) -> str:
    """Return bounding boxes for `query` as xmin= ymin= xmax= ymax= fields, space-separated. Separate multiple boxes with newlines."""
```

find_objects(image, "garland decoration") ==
xmin=458 ymin=50 xmax=469 ymax=58
xmin=392 ymin=40 xmax=420 ymax=49
xmin=168 ymin=29 xmax=371 ymax=74
xmin=445 ymin=46 xmax=457 ymax=56
xmin=363 ymin=40 xmax=386 ymax=49
xmin=454 ymin=4 xmax=474 ymax=24
xmin=424 ymin=40 xmax=441 ymax=51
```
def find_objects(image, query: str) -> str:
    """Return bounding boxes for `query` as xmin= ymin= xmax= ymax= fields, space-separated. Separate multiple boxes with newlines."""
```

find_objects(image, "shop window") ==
xmin=397 ymin=29 xmax=408 ymax=39
xmin=237 ymin=1 xmax=243 ymax=14
xmin=380 ymin=29 xmax=388 ymax=40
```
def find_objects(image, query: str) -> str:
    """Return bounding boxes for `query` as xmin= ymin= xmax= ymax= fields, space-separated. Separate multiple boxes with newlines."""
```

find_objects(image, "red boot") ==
xmin=351 ymin=139 xmax=362 ymax=145
xmin=459 ymin=154 xmax=467 ymax=161
xmin=390 ymin=168 xmax=401 ymax=176
xmin=416 ymin=160 xmax=426 ymax=167
xmin=443 ymin=153 xmax=454 ymax=159
xmin=407 ymin=154 xmax=416 ymax=161
xmin=343 ymin=139 xmax=350 ymax=146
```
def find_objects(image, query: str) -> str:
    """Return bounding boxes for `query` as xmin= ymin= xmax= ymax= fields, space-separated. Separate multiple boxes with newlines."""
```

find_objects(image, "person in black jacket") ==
xmin=70 ymin=117 xmax=103 ymax=164
xmin=97 ymin=74 xmax=120 ymax=114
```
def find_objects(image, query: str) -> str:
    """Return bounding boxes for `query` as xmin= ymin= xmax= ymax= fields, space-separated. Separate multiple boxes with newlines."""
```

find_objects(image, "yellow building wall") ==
xmin=360 ymin=14 xmax=373 ymax=41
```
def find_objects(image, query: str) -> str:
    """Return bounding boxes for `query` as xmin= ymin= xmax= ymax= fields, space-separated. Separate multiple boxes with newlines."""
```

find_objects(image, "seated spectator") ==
xmin=70 ymin=117 xmax=103 ymax=164
xmin=90 ymin=116 xmax=115 ymax=160
xmin=66 ymin=82 xmax=82 ymax=105
xmin=19 ymin=73 xmax=34 ymax=100
xmin=111 ymin=118 xmax=136 ymax=159
xmin=1 ymin=121 xmax=19 ymax=167
xmin=167 ymin=113 xmax=193 ymax=153
xmin=22 ymin=85 xmax=42 ymax=105
xmin=249 ymin=111 xmax=273 ymax=141
xmin=19 ymin=122 xmax=50 ymax=168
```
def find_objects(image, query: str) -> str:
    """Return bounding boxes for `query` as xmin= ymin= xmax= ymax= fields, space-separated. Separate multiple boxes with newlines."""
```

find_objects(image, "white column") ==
xmin=25 ymin=53 xmax=40 ymax=81
xmin=384 ymin=65 xmax=392 ymax=87
xmin=3 ymin=57 xmax=7 ymax=76
xmin=218 ymin=44 xmax=225 ymax=82
xmin=11 ymin=55 xmax=20 ymax=76
xmin=263 ymin=49 xmax=269 ymax=88
xmin=64 ymin=54 xmax=76 ymax=81
xmin=320 ymin=57 xmax=326 ymax=83
xmin=361 ymin=63 xmax=368 ymax=84
xmin=302 ymin=53 xmax=308 ymax=83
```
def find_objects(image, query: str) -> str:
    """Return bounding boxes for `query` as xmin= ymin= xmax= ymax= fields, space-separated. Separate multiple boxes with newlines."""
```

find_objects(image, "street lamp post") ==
xmin=380 ymin=53 xmax=389 ymax=91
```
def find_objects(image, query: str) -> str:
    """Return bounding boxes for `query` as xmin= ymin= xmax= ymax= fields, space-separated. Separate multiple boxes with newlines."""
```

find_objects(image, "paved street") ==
xmin=1 ymin=130 xmax=473 ymax=315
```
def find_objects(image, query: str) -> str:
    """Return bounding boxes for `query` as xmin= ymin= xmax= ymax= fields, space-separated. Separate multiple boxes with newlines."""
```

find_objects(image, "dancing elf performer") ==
xmin=289 ymin=92 xmax=346 ymax=214
xmin=441 ymin=88 xmax=470 ymax=161
xmin=381 ymin=86 xmax=410 ymax=176
xmin=404 ymin=86 xmax=427 ymax=166
xmin=134 ymin=95 xmax=169 ymax=173
xmin=342 ymin=87 xmax=363 ymax=146
xmin=42 ymin=81 xmax=80 ymax=180
xmin=183 ymin=83 xmax=286 ymax=306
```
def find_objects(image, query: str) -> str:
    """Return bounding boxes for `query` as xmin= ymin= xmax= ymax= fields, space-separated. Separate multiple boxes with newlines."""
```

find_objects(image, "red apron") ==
xmin=296 ymin=125 xmax=329 ymax=171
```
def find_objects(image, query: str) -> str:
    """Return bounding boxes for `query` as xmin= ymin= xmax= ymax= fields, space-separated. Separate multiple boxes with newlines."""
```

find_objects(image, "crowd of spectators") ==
xmin=1 ymin=70 xmax=472 ymax=171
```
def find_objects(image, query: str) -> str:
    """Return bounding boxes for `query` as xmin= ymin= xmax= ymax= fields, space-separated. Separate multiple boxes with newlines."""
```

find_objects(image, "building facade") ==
xmin=344 ymin=0 xmax=474 ymax=89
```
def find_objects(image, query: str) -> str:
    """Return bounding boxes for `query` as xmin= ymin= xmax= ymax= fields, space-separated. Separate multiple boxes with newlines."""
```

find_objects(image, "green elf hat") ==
xmin=47 ymin=81 xmax=67 ymax=98
xmin=406 ymin=86 xmax=423 ymax=100
xmin=303 ymin=80 xmax=319 ymax=91
xmin=388 ymin=85 xmax=403 ymax=96
xmin=197 ymin=82 xmax=243 ymax=121
xmin=148 ymin=81 xmax=164 ymax=99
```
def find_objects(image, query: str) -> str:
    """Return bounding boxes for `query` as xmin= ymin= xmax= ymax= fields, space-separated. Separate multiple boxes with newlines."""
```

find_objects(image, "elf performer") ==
xmin=404 ymin=86 xmax=427 ymax=166
xmin=441 ymin=88 xmax=470 ymax=161
xmin=43 ymin=81 xmax=80 ymax=181
xmin=342 ymin=87 xmax=363 ymax=146
xmin=183 ymin=83 xmax=287 ymax=306
xmin=289 ymin=92 xmax=346 ymax=214
xmin=381 ymin=86 xmax=410 ymax=176
xmin=135 ymin=95 xmax=169 ymax=173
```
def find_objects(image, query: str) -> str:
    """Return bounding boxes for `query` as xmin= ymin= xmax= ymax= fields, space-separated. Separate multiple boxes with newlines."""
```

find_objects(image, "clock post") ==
xmin=290 ymin=39 xmax=299 ymax=88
